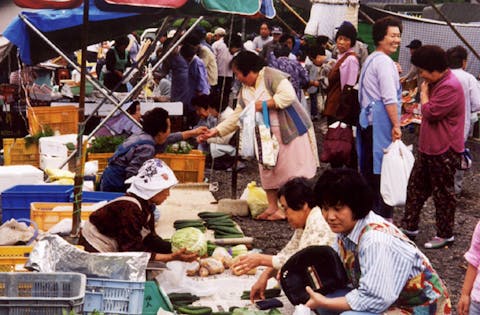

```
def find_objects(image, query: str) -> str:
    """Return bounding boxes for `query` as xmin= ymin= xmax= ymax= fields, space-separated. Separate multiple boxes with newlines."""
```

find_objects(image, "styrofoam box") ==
xmin=40 ymin=154 xmax=69 ymax=171
xmin=39 ymin=134 xmax=88 ymax=158
xmin=0 ymin=165 xmax=44 ymax=193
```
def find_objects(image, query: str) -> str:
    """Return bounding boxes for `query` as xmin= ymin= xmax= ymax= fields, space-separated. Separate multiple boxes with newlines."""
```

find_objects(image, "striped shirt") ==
xmin=338 ymin=211 xmax=427 ymax=313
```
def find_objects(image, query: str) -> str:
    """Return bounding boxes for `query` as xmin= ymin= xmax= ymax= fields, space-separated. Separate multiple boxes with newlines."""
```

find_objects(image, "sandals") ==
xmin=256 ymin=210 xmax=286 ymax=221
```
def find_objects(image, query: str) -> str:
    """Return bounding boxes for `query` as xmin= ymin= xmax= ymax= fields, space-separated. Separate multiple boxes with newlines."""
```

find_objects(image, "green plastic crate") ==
xmin=142 ymin=281 xmax=174 ymax=314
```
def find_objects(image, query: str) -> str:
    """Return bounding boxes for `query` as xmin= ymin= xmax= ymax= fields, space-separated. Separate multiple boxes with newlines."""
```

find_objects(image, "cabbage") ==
xmin=171 ymin=227 xmax=207 ymax=256
xmin=231 ymin=244 xmax=248 ymax=257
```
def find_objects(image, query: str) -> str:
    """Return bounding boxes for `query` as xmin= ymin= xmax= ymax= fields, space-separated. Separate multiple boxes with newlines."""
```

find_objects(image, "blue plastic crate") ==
xmin=84 ymin=278 xmax=145 ymax=315
xmin=69 ymin=191 xmax=123 ymax=203
xmin=1 ymin=185 xmax=73 ymax=222
xmin=0 ymin=272 xmax=86 ymax=315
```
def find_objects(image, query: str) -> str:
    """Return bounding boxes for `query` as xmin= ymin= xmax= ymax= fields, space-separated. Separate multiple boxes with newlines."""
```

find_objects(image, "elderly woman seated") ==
xmin=232 ymin=177 xmax=336 ymax=303
xmin=306 ymin=168 xmax=451 ymax=315
xmin=79 ymin=158 xmax=197 ymax=263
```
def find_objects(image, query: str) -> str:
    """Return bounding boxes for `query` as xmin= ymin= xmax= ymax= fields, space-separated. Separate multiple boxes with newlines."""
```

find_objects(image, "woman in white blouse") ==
xmin=232 ymin=177 xmax=336 ymax=303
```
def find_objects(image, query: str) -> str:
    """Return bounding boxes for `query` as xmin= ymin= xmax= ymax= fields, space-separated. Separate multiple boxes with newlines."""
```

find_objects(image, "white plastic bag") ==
xmin=238 ymin=102 xmax=256 ymax=158
xmin=380 ymin=140 xmax=415 ymax=206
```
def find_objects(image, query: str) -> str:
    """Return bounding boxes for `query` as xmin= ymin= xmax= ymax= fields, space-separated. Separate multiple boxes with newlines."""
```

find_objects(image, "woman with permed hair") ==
xmin=100 ymin=107 xmax=206 ymax=192
xmin=306 ymin=168 xmax=451 ymax=314
xmin=231 ymin=177 xmax=335 ymax=302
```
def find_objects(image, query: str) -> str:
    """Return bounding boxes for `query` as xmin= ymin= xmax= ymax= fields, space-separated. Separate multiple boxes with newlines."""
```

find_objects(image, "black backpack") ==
xmin=280 ymin=245 xmax=348 ymax=306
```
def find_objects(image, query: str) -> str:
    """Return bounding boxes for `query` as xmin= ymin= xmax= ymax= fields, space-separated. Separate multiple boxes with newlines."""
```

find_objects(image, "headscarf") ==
xmin=125 ymin=158 xmax=178 ymax=200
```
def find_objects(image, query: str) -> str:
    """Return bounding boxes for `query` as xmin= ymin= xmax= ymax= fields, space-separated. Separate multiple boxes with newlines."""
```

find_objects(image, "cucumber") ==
xmin=211 ymin=225 xmax=242 ymax=235
xmin=214 ymin=233 xmax=245 ymax=239
xmin=198 ymin=212 xmax=231 ymax=219
xmin=240 ymin=288 xmax=281 ymax=300
xmin=176 ymin=305 xmax=213 ymax=315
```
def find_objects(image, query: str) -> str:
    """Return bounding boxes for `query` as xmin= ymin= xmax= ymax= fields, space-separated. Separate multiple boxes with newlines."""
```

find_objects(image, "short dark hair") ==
xmin=114 ymin=36 xmax=130 ymax=48
xmin=279 ymin=34 xmax=294 ymax=45
xmin=259 ymin=22 xmax=270 ymax=30
xmin=307 ymin=44 xmax=326 ymax=60
xmin=411 ymin=45 xmax=448 ymax=72
xmin=126 ymin=100 xmax=139 ymax=115
xmin=141 ymin=107 xmax=169 ymax=137
xmin=274 ymin=45 xmax=291 ymax=58
xmin=278 ymin=177 xmax=316 ymax=210
xmin=230 ymin=51 xmax=266 ymax=76
xmin=317 ymin=35 xmax=330 ymax=46
xmin=226 ymin=33 xmax=243 ymax=49
xmin=314 ymin=169 xmax=373 ymax=220
xmin=184 ymin=34 xmax=201 ymax=47
xmin=180 ymin=44 xmax=196 ymax=60
xmin=446 ymin=45 xmax=468 ymax=69
xmin=372 ymin=16 xmax=402 ymax=47
xmin=191 ymin=94 xmax=210 ymax=110
xmin=206 ymin=92 xmax=224 ymax=113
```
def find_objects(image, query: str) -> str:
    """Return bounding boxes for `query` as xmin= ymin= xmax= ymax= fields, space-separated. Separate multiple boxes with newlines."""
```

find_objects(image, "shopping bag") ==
xmin=254 ymin=102 xmax=279 ymax=169
xmin=459 ymin=148 xmax=472 ymax=170
xmin=238 ymin=102 xmax=256 ymax=158
xmin=380 ymin=140 xmax=415 ymax=206
xmin=320 ymin=121 xmax=353 ymax=164
xmin=243 ymin=181 xmax=268 ymax=218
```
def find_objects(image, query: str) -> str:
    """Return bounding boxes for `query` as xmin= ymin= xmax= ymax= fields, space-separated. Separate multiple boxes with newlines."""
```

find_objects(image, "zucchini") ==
xmin=214 ymin=233 xmax=245 ymax=239
xmin=176 ymin=305 xmax=213 ymax=315
xmin=240 ymin=288 xmax=281 ymax=300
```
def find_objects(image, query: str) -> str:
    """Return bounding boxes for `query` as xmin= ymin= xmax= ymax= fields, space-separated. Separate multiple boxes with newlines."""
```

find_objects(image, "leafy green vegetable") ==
xmin=171 ymin=227 xmax=208 ymax=256
xmin=24 ymin=125 xmax=54 ymax=147
xmin=88 ymin=135 xmax=125 ymax=153
xmin=166 ymin=141 xmax=193 ymax=154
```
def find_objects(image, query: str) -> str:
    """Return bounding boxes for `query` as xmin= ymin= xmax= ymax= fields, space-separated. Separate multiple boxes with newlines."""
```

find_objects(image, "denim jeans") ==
xmin=315 ymin=289 xmax=379 ymax=315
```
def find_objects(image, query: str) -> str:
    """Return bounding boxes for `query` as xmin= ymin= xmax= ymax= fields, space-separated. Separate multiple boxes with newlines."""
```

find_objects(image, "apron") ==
xmin=357 ymin=54 xmax=402 ymax=175
xmin=338 ymin=222 xmax=452 ymax=314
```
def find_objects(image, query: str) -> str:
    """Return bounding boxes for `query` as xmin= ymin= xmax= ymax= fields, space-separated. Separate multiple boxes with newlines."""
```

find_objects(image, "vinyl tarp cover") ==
xmin=103 ymin=0 xmax=188 ymax=8
xmin=3 ymin=0 xmax=163 ymax=65
xmin=201 ymin=0 xmax=261 ymax=15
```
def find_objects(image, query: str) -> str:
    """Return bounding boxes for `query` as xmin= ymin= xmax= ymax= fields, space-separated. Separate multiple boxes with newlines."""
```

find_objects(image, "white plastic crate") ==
xmin=84 ymin=278 xmax=145 ymax=315
xmin=0 ymin=272 xmax=86 ymax=315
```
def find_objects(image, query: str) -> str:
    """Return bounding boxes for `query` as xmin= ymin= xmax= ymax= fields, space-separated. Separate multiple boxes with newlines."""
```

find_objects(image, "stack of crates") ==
xmin=1 ymin=185 xmax=73 ymax=222
xmin=0 ymin=246 xmax=33 ymax=272
xmin=0 ymin=272 xmax=86 ymax=314
xmin=83 ymin=278 xmax=145 ymax=315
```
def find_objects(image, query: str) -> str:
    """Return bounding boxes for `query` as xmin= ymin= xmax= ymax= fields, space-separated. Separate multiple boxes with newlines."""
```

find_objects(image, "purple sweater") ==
xmin=419 ymin=69 xmax=465 ymax=155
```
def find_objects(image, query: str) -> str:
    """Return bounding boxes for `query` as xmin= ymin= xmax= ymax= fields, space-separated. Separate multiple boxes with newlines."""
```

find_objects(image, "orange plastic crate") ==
xmin=155 ymin=150 xmax=206 ymax=183
xmin=30 ymin=202 xmax=96 ymax=231
xmin=2 ymin=138 xmax=39 ymax=167
xmin=27 ymin=105 xmax=78 ymax=135
xmin=0 ymin=257 xmax=29 ymax=272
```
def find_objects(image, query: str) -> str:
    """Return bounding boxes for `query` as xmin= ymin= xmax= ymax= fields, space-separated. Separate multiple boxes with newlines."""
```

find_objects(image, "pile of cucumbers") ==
xmin=198 ymin=212 xmax=244 ymax=239
xmin=173 ymin=219 xmax=206 ymax=232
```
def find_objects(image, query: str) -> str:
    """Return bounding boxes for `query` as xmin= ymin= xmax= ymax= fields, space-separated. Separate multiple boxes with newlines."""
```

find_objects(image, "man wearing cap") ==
xmin=259 ymin=26 xmax=283 ymax=61
xmin=253 ymin=22 xmax=273 ymax=52
xmin=400 ymin=39 xmax=423 ymax=93
xmin=212 ymin=27 xmax=233 ymax=108
xmin=80 ymin=158 xmax=199 ymax=263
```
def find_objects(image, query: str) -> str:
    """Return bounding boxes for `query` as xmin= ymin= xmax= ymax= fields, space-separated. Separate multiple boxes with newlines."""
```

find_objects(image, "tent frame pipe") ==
xmin=19 ymin=13 xmax=204 ymax=167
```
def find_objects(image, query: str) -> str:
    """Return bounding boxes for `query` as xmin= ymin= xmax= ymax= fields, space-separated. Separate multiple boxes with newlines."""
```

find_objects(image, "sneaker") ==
xmin=399 ymin=228 xmax=419 ymax=241
xmin=424 ymin=236 xmax=454 ymax=249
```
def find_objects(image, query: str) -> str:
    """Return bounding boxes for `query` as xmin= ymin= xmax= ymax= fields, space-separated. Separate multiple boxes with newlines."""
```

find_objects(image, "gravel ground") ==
xmin=209 ymin=121 xmax=480 ymax=313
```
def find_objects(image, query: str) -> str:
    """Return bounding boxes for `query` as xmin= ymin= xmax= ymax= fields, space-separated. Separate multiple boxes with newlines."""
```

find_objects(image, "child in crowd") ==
xmin=193 ymin=93 xmax=242 ymax=170
xmin=458 ymin=221 xmax=480 ymax=315
xmin=308 ymin=44 xmax=336 ymax=134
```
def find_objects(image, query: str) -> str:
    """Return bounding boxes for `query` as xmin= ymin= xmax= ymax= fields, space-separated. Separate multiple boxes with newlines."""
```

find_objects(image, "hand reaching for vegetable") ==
xmin=171 ymin=248 xmax=198 ymax=262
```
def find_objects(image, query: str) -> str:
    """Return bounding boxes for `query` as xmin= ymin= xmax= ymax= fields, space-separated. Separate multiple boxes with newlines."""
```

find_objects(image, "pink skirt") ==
xmin=259 ymin=111 xmax=317 ymax=189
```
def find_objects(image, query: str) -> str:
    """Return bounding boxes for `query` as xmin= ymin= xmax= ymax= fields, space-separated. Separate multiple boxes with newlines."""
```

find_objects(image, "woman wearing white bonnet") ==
xmin=79 ymin=158 xmax=198 ymax=262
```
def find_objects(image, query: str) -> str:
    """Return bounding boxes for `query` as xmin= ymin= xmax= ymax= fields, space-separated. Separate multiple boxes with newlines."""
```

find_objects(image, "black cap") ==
xmin=406 ymin=39 xmax=422 ymax=49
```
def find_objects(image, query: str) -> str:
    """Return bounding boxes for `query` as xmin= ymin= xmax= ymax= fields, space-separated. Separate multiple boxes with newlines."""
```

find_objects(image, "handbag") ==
xmin=336 ymin=85 xmax=360 ymax=125
xmin=459 ymin=148 xmax=472 ymax=170
xmin=254 ymin=101 xmax=279 ymax=169
xmin=320 ymin=122 xmax=353 ymax=165
xmin=280 ymin=246 xmax=348 ymax=306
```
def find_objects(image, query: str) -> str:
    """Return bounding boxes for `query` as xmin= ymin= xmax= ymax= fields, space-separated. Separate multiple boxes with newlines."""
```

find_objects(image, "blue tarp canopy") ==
xmin=4 ymin=0 xmax=275 ymax=65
